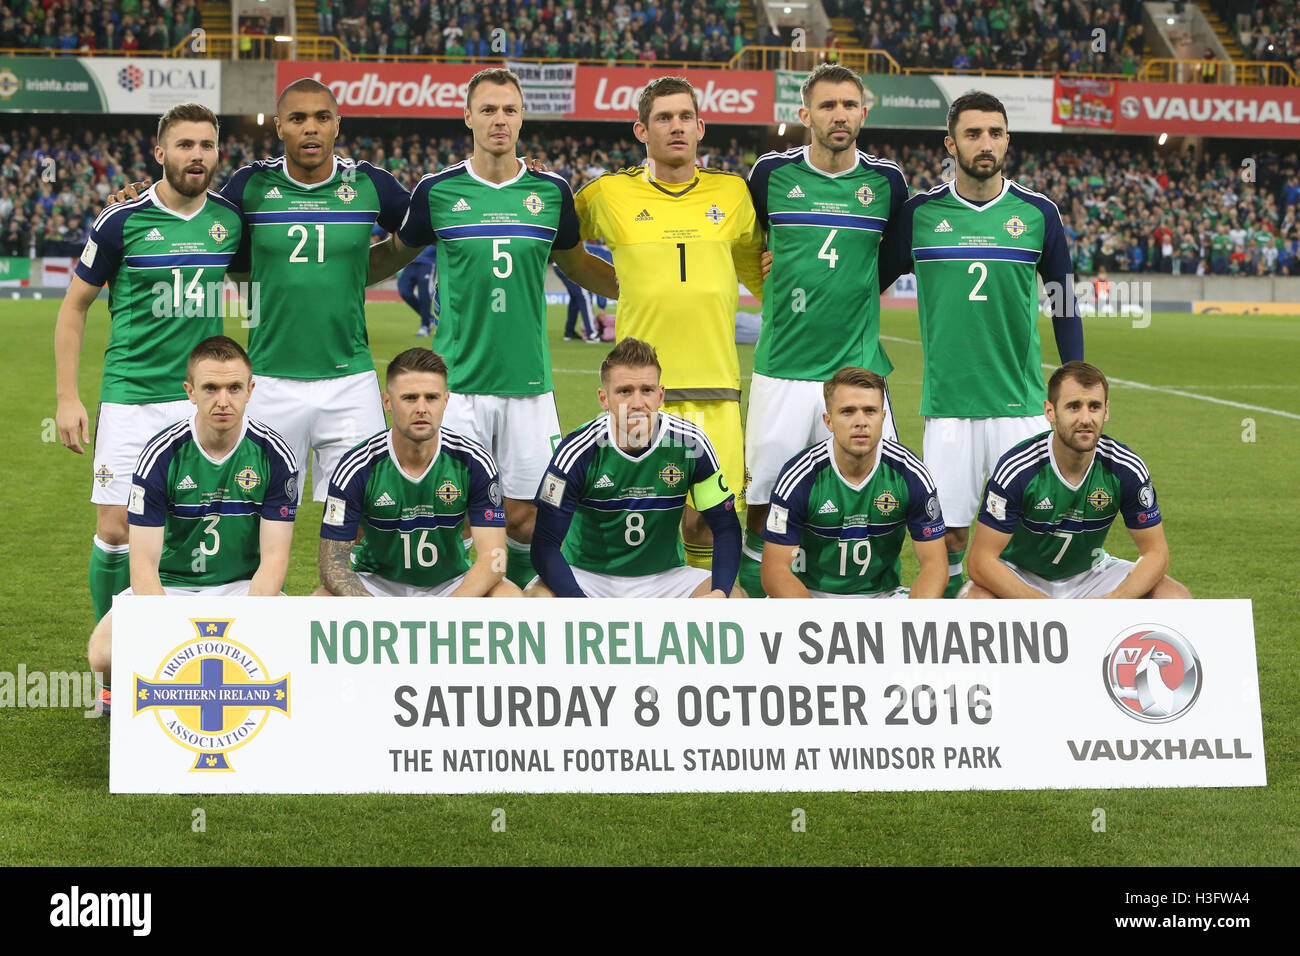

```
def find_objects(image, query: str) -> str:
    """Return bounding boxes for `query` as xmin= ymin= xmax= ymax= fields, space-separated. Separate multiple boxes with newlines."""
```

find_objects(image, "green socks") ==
xmin=89 ymin=536 xmax=130 ymax=621
xmin=943 ymin=548 xmax=967 ymax=599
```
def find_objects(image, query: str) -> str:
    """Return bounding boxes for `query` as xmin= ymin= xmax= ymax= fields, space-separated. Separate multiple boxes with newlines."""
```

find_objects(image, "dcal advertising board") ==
xmin=109 ymin=597 xmax=1264 ymax=794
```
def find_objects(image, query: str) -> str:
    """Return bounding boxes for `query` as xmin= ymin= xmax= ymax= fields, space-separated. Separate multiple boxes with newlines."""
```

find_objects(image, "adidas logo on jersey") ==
xmin=818 ymin=499 xmax=839 ymax=514
xmin=1034 ymin=497 xmax=1054 ymax=510
xmin=594 ymin=474 xmax=614 ymax=489
xmin=634 ymin=209 xmax=654 ymax=222
xmin=451 ymin=198 xmax=471 ymax=212
xmin=934 ymin=219 xmax=953 ymax=233
xmin=145 ymin=228 xmax=165 ymax=241
xmin=176 ymin=474 xmax=197 ymax=491
xmin=786 ymin=184 xmax=805 ymax=199
xmin=264 ymin=187 xmax=283 ymax=199
xmin=373 ymin=492 xmax=396 ymax=507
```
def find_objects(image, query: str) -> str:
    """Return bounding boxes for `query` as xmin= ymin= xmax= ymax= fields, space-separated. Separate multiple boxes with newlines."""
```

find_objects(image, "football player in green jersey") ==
xmin=370 ymin=68 xmax=618 ymax=591
xmin=316 ymin=348 xmax=519 ymax=598
xmin=742 ymin=63 xmax=909 ymax=598
xmin=55 ymin=103 xmax=243 ymax=627
xmin=880 ymin=91 xmax=1085 ymax=598
xmin=762 ymin=367 xmax=948 ymax=599
xmin=527 ymin=338 xmax=744 ymax=599
xmin=963 ymin=362 xmax=1190 ymax=599
xmin=87 ymin=337 xmax=298 ymax=713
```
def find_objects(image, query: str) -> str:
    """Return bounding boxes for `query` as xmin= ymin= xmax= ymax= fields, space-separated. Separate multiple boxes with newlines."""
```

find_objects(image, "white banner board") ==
xmin=110 ymin=597 xmax=1265 ymax=793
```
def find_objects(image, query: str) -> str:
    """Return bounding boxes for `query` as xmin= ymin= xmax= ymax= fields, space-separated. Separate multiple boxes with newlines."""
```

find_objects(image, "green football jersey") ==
xmin=75 ymin=184 xmax=243 ymax=404
xmin=979 ymin=432 xmax=1161 ymax=580
xmin=893 ymin=179 xmax=1074 ymax=417
xmin=321 ymin=428 xmax=505 ymax=589
xmin=536 ymin=412 xmax=733 ymax=578
xmin=396 ymin=159 xmax=581 ymax=395
xmin=763 ymin=437 xmax=946 ymax=594
xmin=747 ymin=146 xmax=907 ymax=380
xmin=221 ymin=156 xmax=409 ymax=379
xmin=127 ymin=417 xmax=299 ymax=586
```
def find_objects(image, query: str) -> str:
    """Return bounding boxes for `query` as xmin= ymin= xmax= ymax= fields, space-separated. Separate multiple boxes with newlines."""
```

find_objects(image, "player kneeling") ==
xmin=527 ymin=338 xmax=744 ymax=598
xmin=963 ymin=361 xmax=1191 ymax=599
xmin=316 ymin=348 xmax=519 ymax=598
xmin=762 ymin=367 xmax=948 ymax=598
xmin=87 ymin=337 xmax=298 ymax=714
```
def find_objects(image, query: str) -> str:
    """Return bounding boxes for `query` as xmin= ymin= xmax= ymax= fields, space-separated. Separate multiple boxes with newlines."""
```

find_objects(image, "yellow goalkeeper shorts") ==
xmin=662 ymin=398 xmax=745 ymax=512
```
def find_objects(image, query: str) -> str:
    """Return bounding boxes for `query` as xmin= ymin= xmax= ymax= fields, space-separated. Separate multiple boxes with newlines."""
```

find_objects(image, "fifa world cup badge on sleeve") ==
xmin=133 ymin=620 xmax=290 ymax=772
xmin=985 ymin=491 xmax=1007 ymax=521
xmin=540 ymin=474 xmax=566 ymax=507
xmin=766 ymin=504 xmax=788 ymax=535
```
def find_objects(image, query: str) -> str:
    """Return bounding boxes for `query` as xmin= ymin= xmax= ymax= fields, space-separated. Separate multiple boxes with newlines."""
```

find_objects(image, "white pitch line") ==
xmin=879 ymin=335 xmax=1300 ymax=421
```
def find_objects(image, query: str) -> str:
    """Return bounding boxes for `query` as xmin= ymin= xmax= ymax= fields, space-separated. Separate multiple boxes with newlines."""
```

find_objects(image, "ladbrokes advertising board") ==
xmin=279 ymin=62 xmax=772 ymax=124
xmin=110 ymin=597 xmax=1265 ymax=794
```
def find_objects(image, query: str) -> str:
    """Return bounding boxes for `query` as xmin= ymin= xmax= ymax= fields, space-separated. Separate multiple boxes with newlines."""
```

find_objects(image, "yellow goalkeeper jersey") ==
xmin=575 ymin=164 xmax=765 ymax=399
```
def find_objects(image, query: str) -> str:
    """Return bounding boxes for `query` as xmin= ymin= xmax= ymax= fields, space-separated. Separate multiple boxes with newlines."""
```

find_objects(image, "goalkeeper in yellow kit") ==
xmin=574 ymin=76 xmax=765 ymax=569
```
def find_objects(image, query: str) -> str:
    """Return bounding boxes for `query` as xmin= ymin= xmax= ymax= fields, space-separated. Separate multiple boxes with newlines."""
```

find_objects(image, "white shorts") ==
xmin=443 ymin=392 xmax=561 ymax=501
xmin=806 ymin=585 xmax=909 ymax=599
xmin=246 ymin=370 xmax=387 ymax=503
xmin=91 ymin=399 xmax=194 ymax=506
xmin=356 ymin=571 xmax=467 ymax=597
xmin=923 ymin=415 xmax=1049 ymax=527
xmin=535 ymin=564 xmax=713 ymax=598
xmin=1002 ymin=554 xmax=1136 ymax=598
xmin=745 ymin=372 xmax=896 ymax=506
xmin=118 ymin=579 xmax=254 ymax=598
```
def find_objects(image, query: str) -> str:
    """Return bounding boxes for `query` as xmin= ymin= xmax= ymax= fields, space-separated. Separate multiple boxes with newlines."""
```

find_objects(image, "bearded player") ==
xmin=527 ymin=338 xmax=742 ymax=598
xmin=371 ymin=68 xmax=618 ymax=589
xmin=317 ymin=348 xmax=518 ymax=598
xmin=86 ymin=337 xmax=297 ymax=713
xmin=963 ymin=362 xmax=1190 ymax=599
xmin=742 ymin=63 xmax=909 ymax=597
xmin=762 ymin=367 xmax=947 ymax=599
xmin=55 ymin=103 xmax=243 ymax=627
xmin=880 ymin=91 xmax=1084 ymax=597
xmin=574 ymin=76 xmax=766 ymax=575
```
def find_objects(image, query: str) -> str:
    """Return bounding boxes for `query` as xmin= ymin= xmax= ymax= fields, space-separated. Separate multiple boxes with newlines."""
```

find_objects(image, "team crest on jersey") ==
xmin=705 ymin=204 xmax=726 ymax=225
xmin=873 ymin=491 xmax=898 ymax=515
xmin=856 ymin=184 xmax=875 ymax=207
xmin=1003 ymin=215 xmax=1027 ymax=238
xmin=523 ymin=192 xmax=545 ymax=216
xmin=208 ymin=222 xmax=228 ymax=243
xmin=436 ymin=480 xmax=461 ymax=504
xmin=95 ymin=464 xmax=114 ymax=487
xmin=659 ymin=463 xmax=685 ymax=487
xmin=234 ymin=467 xmax=260 ymax=491
xmin=135 ymin=620 xmax=290 ymax=772
xmin=335 ymin=183 xmax=357 ymax=204
xmin=1087 ymin=487 xmax=1113 ymax=511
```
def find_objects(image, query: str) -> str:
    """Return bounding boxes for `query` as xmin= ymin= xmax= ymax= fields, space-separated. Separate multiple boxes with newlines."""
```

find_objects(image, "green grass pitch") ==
xmin=2 ymin=298 xmax=1297 ymax=866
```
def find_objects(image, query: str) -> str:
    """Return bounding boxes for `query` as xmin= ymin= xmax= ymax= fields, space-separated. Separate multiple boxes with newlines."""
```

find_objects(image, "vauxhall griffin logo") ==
xmin=1103 ymin=625 xmax=1201 ymax=723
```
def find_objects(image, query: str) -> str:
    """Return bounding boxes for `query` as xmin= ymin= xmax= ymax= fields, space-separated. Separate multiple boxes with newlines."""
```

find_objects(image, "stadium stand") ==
xmin=2 ymin=119 xmax=1297 ymax=275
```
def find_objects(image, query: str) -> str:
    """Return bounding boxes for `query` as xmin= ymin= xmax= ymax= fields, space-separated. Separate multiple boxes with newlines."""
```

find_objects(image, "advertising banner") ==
xmin=1114 ymin=83 xmax=1300 ymax=139
xmin=110 ymin=597 xmax=1264 ymax=794
xmin=506 ymin=60 xmax=577 ymax=115
xmin=1053 ymin=76 xmax=1117 ymax=128
xmin=0 ymin=57 xmax=220 ymax=113
xmin=0 ymin=256 xmax=31 ymax=286
xmin=283 ymin=62 xmax=773 ymax=125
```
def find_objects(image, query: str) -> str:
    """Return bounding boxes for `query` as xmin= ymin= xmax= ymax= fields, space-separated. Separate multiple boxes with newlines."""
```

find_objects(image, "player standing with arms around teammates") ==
xmin=763 ymin=367 xmax=947 ymax=599
xmin=55 ymin=103 xmax=244 ymax=626
xmin=574 ymin=76 xmax=766 ymax=573
xmin=880 ymin=91 xmax=1084 ymax=597
xmin=742 ymin=63 xmax=909 ymax=597
xmin=528 ymin=338 xmax=742 ymax=598
xmin=218 ymin=78 xmax=412 ymax=505
xmin=317 ymin=348 xmax=518 ymax=598
xmin=370 ymin=68 xmax=619 ymax=589
xmin=963 ymin=362 xmax=1190 ymax=599
xmin=87 ymin=337 xmax=297 ymax=714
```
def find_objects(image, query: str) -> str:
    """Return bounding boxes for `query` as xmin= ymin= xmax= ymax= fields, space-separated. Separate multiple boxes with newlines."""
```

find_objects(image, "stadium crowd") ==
xmin=0 ymin=0 xmax=201 ymax=53
xmin=2 ymin=121 xmax=1298 ymax=275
